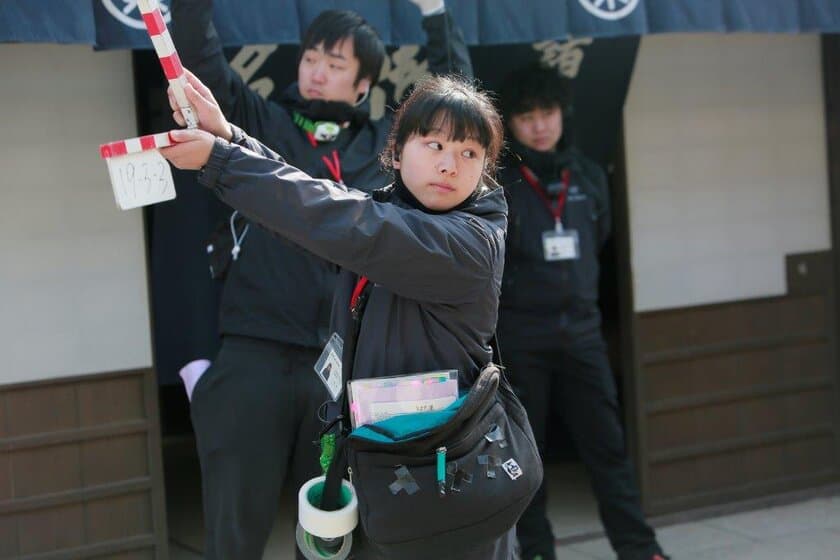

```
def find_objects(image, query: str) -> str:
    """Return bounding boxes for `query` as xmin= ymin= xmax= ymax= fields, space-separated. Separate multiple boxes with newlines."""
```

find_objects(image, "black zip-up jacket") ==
xmin=199 ymin=130 xmax=507 ymax=385
xmin=497 ymin=146 xmax=611 ymax=350
xmin=172 ymin=0 xmax=473 ymax=347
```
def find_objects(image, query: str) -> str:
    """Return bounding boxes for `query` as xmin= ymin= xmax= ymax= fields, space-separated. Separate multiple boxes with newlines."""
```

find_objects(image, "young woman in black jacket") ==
xmin=162 ymin=73 xmax=524 ymax=558
xmin=170 ymin=2 xmax=473 ymax=556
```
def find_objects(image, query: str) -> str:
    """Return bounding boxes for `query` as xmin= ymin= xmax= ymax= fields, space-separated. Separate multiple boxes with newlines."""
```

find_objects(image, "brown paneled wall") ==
xmin=636 ymin=252 xmax=840 ymax=514
xmin=0 ymin=369 xmax=167 ymax=559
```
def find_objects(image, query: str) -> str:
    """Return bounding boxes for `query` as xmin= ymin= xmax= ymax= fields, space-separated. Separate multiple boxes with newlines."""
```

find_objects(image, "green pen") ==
xmin=436 ymin=446 xmax=447 ymax=497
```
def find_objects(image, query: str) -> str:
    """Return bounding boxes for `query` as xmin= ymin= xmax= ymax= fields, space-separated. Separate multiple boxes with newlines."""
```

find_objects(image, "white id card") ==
xmin=314 ymin=332 xmax=344 ymax=401
xmin=542 ymin=229 xmax=580 ymax=261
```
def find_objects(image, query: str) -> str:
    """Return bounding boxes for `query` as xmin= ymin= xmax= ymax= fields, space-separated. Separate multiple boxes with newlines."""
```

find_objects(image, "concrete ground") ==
xmin=556 ymin=494 xmax=840 ymax=559
xmin=165 ymin=437 xmax=840 ymax=559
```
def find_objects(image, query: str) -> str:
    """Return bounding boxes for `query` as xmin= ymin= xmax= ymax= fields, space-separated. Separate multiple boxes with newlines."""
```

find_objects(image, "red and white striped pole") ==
xmin=98 ymin=0 xmax=203 ymax=209
xmin=99 ymin=132 xmax=173 ymax=159
xmin=137 ymin=0 xmax=198 ymax=129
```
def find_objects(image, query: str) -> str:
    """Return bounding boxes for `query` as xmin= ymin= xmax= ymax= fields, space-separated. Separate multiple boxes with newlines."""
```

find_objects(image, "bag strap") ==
xmin=321 ymin=275 xmax=371 ymax=511
xmin=338 ymin=276 xmax=372 ymax=421
xmin=320 ymin=436 xmax=348 ymax=511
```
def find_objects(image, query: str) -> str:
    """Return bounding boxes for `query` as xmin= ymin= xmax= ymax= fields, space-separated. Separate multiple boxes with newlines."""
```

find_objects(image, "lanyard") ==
xmin=519 ymin=165 xmax=571 ymax=229
xmin=322 ymin=149 xmax=343 ymax=184
xmin=305 ymin=131 xmax=344 ymax=185
xmin=350 ymin=276 xmax=370 ymax=314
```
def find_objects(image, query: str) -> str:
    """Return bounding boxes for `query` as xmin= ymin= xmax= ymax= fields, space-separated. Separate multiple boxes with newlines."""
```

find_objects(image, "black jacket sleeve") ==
xmin=229 ymin=124 xmax=283 ymax=161
xmin=198 ymin=137 xmax=503 ymax=305
xmin=589 ymin=163 xmax=612 ymax=249
xmin=171 ymin=0 xmax=291 ymax=142
xmin=423 ymin=10 xmax=474 ymax=78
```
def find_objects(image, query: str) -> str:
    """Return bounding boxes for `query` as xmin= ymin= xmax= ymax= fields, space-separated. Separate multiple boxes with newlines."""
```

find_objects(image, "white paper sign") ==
xmin=106 ymin=150 xmax=175 ymax=210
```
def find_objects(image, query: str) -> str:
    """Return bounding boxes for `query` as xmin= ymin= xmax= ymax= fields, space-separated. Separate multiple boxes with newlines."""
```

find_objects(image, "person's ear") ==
xmin=392 ymin=149 xmax=401 ymax=170
xmin=356 ymin=79 xmax=371 ymax=101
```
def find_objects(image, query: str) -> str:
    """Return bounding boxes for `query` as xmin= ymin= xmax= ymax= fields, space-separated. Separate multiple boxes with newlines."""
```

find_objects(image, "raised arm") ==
xmin=171 ymin=0 xmax=288 ymax=139
xmin=167 ymin=69 xmax=284 ymax=162
xmin=413 ymin=0 xmax=473 ymax=78
xmin=193 ymin=136 xmax=504 ymax=305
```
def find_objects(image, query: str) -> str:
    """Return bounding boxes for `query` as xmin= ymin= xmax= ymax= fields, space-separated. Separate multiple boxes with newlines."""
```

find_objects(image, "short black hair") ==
xmin=300 ymin=10 xmax=386 ymax=85
xmin=383 ymin=75 xmax=504 ymax=181
xmin=499 ymin=63 xmax=572 ymax=120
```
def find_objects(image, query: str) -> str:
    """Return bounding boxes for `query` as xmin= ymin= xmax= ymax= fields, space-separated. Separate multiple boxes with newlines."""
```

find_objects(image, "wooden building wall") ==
xmin=635 ymin=252 xmax=840 ymax=514
xmin=0 ymin=369 xmax=167 ymax=559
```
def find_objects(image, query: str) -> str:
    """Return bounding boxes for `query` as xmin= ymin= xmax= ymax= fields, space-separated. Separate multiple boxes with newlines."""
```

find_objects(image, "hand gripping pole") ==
xmin=137 ymin=0 xmax=198 ymax=129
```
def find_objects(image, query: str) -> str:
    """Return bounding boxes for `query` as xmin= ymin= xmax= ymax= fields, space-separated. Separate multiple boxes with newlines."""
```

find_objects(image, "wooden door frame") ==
xmin=822 ymin=33 xmax=840 ymax=473
xmin=611 ymin=119 xmax=650 ymax=509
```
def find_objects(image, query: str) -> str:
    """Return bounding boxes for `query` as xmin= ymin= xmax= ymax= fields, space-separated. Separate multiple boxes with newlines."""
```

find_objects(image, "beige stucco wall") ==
xmin=0 ymin=44 xmax=153 ymax=383
xmin=624 ymin=34 xmax=830 ymax=312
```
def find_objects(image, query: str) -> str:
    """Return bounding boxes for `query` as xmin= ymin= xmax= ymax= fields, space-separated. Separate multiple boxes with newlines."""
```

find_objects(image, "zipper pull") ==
xmin=347 ymin=466 xmax=353 ymax=487
xmin=436 ymin=447 xmax=447 ymax=497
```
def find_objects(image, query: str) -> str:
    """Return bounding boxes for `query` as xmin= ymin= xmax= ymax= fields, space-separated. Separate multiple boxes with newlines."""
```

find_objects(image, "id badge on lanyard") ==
xmin=314 ymin=332 xmax=344 ymax=401
xmin=313 ymin=276 xmax=370 ymax=401
xmin=542 ymin=219 xmax=580 ymax=261
xmin=521 ymin=166 xmax=581 ymax=262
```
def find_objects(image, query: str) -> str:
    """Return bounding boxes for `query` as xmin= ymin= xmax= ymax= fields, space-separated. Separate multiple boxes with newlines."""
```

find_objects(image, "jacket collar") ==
xmin=506 ymin=138 xmax=576 ymax=183
xmin=375 ymin=177 xmax=508 ymax=229
xmin=390 ymin=174 xmax=482 ymax=215
xmin=280 ymin=83 xmax=370 ymax=129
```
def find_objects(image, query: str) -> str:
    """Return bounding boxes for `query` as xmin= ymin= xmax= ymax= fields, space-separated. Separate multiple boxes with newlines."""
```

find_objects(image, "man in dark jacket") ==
xmin=170 ymin=1 xmax=472 ymax=558
xmin=496 ymin=65 xmax=668 ymax=560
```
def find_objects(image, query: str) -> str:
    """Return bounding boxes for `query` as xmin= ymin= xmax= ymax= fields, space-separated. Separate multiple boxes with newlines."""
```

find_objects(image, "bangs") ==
xmin=499 ymin=63 xmax=571 ymax=119
xmin=383 ymin=75 xmax=504 ymax=178
xmin=302 ymin=26 xmax=349 ymax=55
xmin=301 ymin=13 xmax=353 ymax=58
xmin=509 ymin=96 xmax=560 ymax=117
xmin=401 ymin=91 xmax=495 ymax=151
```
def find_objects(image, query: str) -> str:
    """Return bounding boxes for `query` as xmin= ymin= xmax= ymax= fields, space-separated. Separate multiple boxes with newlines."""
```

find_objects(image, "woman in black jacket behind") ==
xmin=162 ymin=73 xmax=519 ymax=558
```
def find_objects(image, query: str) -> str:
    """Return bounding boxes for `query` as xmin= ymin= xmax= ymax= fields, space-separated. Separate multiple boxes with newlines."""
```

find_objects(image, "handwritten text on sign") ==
xmin=106 ymin=150 xmax=175 ymax=210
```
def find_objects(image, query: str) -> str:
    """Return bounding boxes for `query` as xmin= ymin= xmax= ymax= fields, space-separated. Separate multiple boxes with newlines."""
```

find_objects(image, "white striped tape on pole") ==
xmin=99 ymin=132 xmax=173 ymax=160
xmin=137 ymin=0 xmax=198 ymax=129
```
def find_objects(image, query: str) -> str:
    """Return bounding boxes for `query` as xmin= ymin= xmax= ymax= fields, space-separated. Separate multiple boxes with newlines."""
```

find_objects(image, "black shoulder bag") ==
xmin=320 ymin=278 xmax=542 ymax=559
